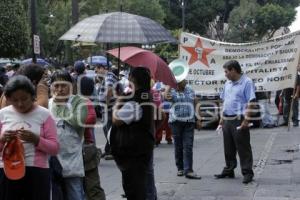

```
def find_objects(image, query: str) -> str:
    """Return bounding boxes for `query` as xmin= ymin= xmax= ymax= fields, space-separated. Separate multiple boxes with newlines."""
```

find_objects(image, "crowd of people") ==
xmin=0 ymin=59 xmax=299 ymax=200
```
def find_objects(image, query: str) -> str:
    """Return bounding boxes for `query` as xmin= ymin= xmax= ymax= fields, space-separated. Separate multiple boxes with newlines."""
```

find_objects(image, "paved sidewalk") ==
xmin=95 ymin=125 xmax=300 ymax=200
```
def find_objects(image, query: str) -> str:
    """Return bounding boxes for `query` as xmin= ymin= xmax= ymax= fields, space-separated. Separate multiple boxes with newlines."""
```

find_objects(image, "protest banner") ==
xmin=180 ymin=31 xmax=300 ymax=94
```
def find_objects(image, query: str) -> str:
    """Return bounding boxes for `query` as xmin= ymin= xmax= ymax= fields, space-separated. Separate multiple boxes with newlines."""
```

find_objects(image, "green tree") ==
xmin=0 ymin=0 xmax=29 ymax=58
xmin=36 ymin=1 xmax=71 ymax=59
xmin=159 ymin=0 xmax=240 ymax=35
xmin=255 ymin=3 xmax=296 ymax=38
xmin=155 ymin=29 xmax=181 ymax=61
xmin=35 ymin=0 xmax=167 ymax=61
xmin=80 ymin=0 xmax=165 ymax=23
xmin=226 ymin=0 xmax=259 ymax=42
xmin=125 ymin=0 xmax=165 ymax=23
xmin=226 ymin=0 xmax=299 ymax=42
xmin=185 ymin=0 xmax=226 ymax=35
xmin=159 ymin=0 xmax=182 ymax=30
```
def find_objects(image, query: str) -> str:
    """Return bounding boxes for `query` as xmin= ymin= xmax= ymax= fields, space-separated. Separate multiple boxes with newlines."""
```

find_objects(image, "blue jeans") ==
xmin=169 ymin=122 xmax=194 ymax=174
xmin=63 ymin=177 xmax=85 ymax=200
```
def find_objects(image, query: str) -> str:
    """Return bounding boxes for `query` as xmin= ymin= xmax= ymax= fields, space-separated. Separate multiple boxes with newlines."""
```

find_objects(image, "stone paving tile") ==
xmin=254 ymin=184 xmax=300 ymax=198
xmin=254 ymin=198 xmax=289 ymax=200
xmin=96 ymin=123 xmax=300 ymax=200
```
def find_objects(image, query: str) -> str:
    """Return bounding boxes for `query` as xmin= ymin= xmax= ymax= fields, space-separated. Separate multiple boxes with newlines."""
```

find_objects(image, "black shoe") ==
xmin=293 ymin=122 xmax=299 ymax=127
xmin=214 ymin=172 xmax=235 ymax=179
xmin=242 ymin=175 xmax=253 ymax=184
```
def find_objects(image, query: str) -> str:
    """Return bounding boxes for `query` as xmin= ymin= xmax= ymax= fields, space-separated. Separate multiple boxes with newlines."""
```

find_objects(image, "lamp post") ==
xmin=180 ymin=0 xmax=185 ymax=31
xmin=30 ymin=0 xmax=37 ymax=63
xmin=72 ymin=0 xmax=79 ymax=25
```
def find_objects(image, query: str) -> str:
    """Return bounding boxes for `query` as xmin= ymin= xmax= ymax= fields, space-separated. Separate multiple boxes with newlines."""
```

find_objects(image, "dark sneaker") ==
xmin=177 ymin=170 xmax=184 ymax=176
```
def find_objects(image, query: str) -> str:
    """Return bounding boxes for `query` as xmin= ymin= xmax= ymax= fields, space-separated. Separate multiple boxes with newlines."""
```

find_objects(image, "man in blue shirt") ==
xmin=214 ymin=60 xmax=256 ymax=184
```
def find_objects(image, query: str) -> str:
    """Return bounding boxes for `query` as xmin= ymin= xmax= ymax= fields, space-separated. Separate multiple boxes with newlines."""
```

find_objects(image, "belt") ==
xmin=223 ymin=114 xmax=244 ymax=119
xmin=223 ymin=114 xmax=238 ymax=117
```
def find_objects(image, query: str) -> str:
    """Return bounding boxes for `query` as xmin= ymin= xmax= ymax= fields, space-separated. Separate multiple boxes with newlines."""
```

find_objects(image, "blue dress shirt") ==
xmin=220 ymin=74 xmax=256 ymax=116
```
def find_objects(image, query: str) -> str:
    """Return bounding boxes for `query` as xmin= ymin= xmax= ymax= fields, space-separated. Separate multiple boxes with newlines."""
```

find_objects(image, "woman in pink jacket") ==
xmin=0 ymin=75 xmax=59 ymax=200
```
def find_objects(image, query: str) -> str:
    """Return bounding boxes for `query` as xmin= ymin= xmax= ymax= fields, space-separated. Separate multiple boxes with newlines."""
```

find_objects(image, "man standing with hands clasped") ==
xmin=215 ymin=60 xmax=256 ymax=184
xmin=164 ymin=79 xmax=202 ymax=179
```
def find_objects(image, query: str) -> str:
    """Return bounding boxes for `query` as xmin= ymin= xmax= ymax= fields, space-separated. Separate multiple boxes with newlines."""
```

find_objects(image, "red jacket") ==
xmin=84 ymin=99 xmax=96 ymax=144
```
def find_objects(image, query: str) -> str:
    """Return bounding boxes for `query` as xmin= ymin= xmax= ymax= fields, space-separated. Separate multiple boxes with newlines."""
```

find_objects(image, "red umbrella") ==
xmin=107 ymin=46 xmax=177 ymax=88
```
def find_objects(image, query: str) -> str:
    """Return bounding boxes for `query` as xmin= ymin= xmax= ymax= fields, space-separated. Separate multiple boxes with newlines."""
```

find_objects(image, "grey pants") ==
xmin=84 ymin=168 xmax=106 ymax=200
xmin=222 ymin=117 xmax=254 ymax=176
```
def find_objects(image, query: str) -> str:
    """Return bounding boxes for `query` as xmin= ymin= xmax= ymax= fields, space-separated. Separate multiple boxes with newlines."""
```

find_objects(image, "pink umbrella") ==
xmin=107 ymin=46 xmax=177 ymax=88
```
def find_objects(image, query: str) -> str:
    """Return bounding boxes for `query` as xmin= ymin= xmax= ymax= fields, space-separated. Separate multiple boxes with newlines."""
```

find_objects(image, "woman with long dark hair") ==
xmin=111 ymin=67 xmax=155 ymax=200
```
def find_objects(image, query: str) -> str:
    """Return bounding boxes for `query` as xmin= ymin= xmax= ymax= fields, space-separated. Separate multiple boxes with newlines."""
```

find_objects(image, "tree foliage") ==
xmin=255 ymin=3 xmax=296 ymax=38
xmin=2 ymin=0 xmax=299 ymax=60
xmin=226 ymin=0 xmax=259 ymax=42
xmin=154 ymin=29 xmax=181 ymax=61
xmin=35 ymin=0 xmax=166 ymax=60
xmin=225 ymin=0 xmax=299 ymax=42
xmin=186 ymin=0 xmax=226 ymax=35
xmin=0 ymin=0 xmax=29 ymax=58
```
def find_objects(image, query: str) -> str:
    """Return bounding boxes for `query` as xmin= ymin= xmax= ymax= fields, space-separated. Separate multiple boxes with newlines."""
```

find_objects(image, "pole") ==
xmin=182 ymin=0 xmax=185 ymax=31
xmin=118 ymin=43 xmax=121 ymax=76
xmin=117 ymin=1 xmax=123 ymax=76
xmin=72 ymin=0 xmax=79 ymax=25
xmin=105 ymin=9 xmax=110 ymax=69
xmin=287 ymin=86 xmax=296 ymax=132
xmin=287 ymin=62 xmax=300 ymax=131
xmin=30 ymin=0 xmax=37 ymax=63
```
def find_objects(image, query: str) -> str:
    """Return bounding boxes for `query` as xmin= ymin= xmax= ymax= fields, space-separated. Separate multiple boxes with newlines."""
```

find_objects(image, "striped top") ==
xmin=98 ymin=71 xmax=118 ymax=107
xmin=168 ymin=86 xmax=196 ymax=123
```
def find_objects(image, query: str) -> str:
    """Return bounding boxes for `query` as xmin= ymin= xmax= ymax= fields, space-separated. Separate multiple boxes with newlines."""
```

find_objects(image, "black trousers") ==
xmin=0 ymin=167 xmax=50 ymax=200
xmin=102 ymin=110 xmax=112 ymax=154
xmin=114 ymin=152 xmax=152 ymax=200
xmin=222 ymin=117 xmax=254 ymax=176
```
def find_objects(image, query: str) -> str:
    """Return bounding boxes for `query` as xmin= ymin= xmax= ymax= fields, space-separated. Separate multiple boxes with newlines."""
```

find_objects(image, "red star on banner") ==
xmin=181 ymin=38 xmax=215 ymax=67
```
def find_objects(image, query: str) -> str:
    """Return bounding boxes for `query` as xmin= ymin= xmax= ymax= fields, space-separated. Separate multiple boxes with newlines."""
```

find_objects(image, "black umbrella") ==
xmin=60 ymin=11 xmax=177 ymax=71
xmin=59 ymin=12 xmax=177 ymax=44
